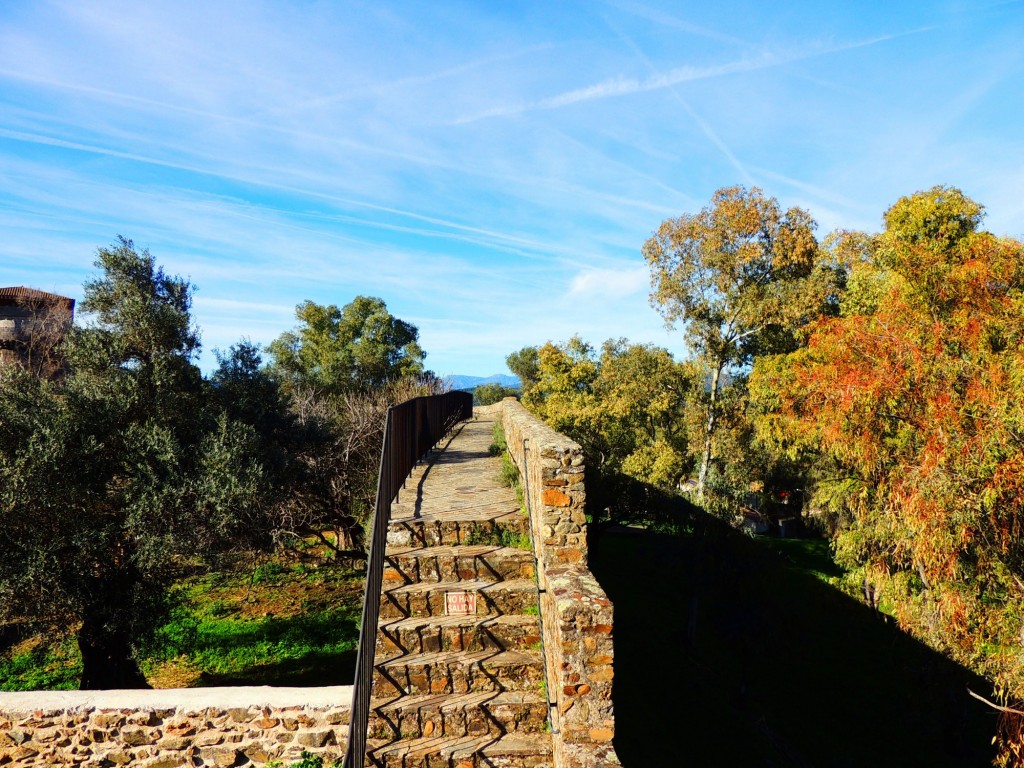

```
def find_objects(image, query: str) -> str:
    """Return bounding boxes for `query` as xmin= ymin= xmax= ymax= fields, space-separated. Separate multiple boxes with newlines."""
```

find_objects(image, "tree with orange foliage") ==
xmin=752 ymin=186 xmax=1024 ymax=761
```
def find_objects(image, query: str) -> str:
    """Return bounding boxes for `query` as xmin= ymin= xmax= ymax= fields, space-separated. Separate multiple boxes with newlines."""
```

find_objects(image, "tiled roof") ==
xmin=0 ymin=287 xmax=75 ymax=309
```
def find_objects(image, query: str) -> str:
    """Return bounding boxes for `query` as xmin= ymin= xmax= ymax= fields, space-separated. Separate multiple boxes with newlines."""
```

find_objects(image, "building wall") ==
xmin=0 ymin=289 xmax=75 ymax=375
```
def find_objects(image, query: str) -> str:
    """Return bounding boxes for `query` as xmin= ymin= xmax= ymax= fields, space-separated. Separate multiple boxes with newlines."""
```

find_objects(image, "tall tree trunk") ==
xmin=78 ymin=614 xmax=150 ymax=690
xmin=696 ymin=363 xmax=723 ymax=499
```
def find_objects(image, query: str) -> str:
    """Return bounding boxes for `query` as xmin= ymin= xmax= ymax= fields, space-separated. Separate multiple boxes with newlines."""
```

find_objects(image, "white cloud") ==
xmin=1 ymin=0 xmax=1021 ymax=377
xmin=569 ymin=267 xmax=648 ymax=299
xmin=453 ymin=31 xmax=917 ymax=124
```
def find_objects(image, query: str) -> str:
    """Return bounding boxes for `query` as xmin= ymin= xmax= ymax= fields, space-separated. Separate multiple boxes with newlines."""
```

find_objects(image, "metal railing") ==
xmin=344 ymin=391 xmax=474 ymax=768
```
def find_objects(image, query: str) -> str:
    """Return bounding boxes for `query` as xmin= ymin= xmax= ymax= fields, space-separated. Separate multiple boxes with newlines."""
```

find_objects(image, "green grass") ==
xmin=499 ymin=452 xmax=519 ymax=488
xmin=500 ymin=528 xmax=532 ymax=551
xmin=463 ymin=524 xmax=532 ymax=552
xmin=1 ymin=555 xmax=364 ymax=690
xmin=489 ymin=422 xmax=507 ymax=456
xmin=144 ymin=607 xmax=358 ymax=687
xmin=143 ymin=558 xmax=362 ymax=687
xmin=267 ymin=751 xmax=342 ymax=768
xmin=489 ymin=425 xmax=528 ymax=516
xmin=758 ymin=535 xmax=845 ymax=581
xmin=0 ymin=634 xmax=81 ymax=692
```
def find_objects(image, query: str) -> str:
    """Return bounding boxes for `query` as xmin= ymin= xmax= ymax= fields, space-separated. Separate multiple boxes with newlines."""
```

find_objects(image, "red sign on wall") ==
xmin=445 ymin=591 xmax=477 ymax=616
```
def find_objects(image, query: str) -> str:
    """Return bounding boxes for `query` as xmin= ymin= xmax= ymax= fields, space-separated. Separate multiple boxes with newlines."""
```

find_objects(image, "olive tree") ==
xmin=0 ymin=238 xmax=267 ymax=688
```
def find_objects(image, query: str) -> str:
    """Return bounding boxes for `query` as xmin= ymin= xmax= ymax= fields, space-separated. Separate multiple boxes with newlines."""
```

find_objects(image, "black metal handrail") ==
xmin=344 ymin=391 xmax=474 ymax=767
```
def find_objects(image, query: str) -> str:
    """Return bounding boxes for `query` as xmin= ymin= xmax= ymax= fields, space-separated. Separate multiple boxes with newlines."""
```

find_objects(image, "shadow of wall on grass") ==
xmin=199 ymin=649 xmax=357 ymax=688
xmin=587 ymin=472 xmax=997 ymax=768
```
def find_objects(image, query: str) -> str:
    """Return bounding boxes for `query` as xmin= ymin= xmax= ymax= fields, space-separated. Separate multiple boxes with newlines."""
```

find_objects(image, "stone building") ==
xmin=0 ymin=286 xmax=75 ymax=374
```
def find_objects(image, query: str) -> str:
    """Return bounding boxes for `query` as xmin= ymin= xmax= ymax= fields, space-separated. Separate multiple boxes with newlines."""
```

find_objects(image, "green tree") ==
xmin=505 ymin=346 xmax=540 ymax=395
xmin=264 ymin=298 xmax=440 ymax=556
xmin=0 ymin=239 xmax=266 ymax=689
xmin=213 ymin=340 xmax=434 ymax=561
xmin=518 ymin=336 xmax=697 ymax=489
xmin=473 ymin=382 xmax=518 ymax=405
xmin=522 ymin=336 xmax=599 ymax=443
xmin=591 ymin=339 xmax=696 ymax=486
xmin=643 ymin=185 xmax=839 ymax=498
xmin=267 ymin=296 xmax=425 ymax=395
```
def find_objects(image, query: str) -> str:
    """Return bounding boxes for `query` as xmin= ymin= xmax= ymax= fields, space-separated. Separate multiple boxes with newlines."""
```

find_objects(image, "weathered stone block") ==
xmin=193 ymin=730 xmax=225 ymax=747
xmin=142 ymin=755 xmax=185 ymax=768
xmin=243 ymin=744 xmax=282 ymax=763
xmin=324 ymin=709 xmax=349 ymax=725
xmin=210 ymin=747 xmax=241 ymax=767
xmin=542 ymin=488 xmax=571 ymax=507
xmin=163 ymin=721 xmax=195 ymax=738
xmin=100 ymin=750 xmax=133 ymax=765
xmin=8 ymin=745 xmax=38 ymax=765
xmin=296 ymin=728 xmax=335 ymax=748
xmin=93 ymin=712 xmax=125 ymax=729
xmin=127 ymin=710 xmax=160 ymax=726
xmin=120 ymin=728 xmax=154 ymax=746
xmin=157 ymin=736 xmax=190 ymax=751
xmin=227 ymin=708 xmax=255 ymax=724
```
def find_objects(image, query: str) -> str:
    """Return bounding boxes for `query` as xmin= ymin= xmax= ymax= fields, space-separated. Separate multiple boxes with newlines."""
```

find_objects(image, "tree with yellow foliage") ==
xmin=643 ymin=186 xmax=840 ymax=498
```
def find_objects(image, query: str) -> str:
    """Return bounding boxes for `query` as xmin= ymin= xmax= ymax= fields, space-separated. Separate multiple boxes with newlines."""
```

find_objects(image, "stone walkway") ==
xmin=365 ymin=412 xmax=552 ymax=768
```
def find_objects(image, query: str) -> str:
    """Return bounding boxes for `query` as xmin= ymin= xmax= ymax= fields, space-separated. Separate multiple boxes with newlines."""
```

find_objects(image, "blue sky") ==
xmin=2 ymin=1 xmax=1022 ymax=377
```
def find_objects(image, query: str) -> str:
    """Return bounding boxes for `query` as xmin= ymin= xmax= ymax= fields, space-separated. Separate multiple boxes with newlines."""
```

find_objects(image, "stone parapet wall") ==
xmin=0 ymin=686 xmax=351 ymax=767
xmin=499 ymin=400 xmax=588 ymax=581
xmin=496 ymin=399 xmax=620 ymax=768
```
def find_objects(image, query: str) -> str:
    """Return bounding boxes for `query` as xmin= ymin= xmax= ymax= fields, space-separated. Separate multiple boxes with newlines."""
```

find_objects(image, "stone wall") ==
xmin=0 ymin=686 xmax=350 ymax=767
xmin=497 ymin=399 xmax=620 ymax=768
xmin=499 ymin=400 xmax=587 ymax=580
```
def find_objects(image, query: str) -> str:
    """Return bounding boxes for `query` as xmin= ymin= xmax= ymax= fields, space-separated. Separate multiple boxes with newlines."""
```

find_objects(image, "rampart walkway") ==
xmin=366 ymin=411 xmax=551 ymax=766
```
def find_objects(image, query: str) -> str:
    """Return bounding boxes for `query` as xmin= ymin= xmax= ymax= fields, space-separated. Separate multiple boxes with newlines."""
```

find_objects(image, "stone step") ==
xmin=366 ymin=733 xmax=491 ymax=768
xmin=372 ymin=649 xmax=545 ymax=698
xmin=379 ymin=578 xmax=538 ymax=620
xmin=390 ymin=483 xmax=520 ymax=518
xmin=383 ymin=545 xmax=535 ymax=585
xmin=369 ymin=690 xmax=549 ymax=740
xmin=387 ymin=513 xmax=530 ymax=548
xmin=368 ymin=731 xmax=553 ymax=768
xmin=480 ymin=732 xmax=553 ymax=767
xmin=377 ymin=614 xmax=541 ymax=658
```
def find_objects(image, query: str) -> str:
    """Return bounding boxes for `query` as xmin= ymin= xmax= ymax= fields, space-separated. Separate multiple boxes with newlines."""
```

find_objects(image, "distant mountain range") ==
xmin=444 ymin=373 xmax=521 ymax=391
xmin=443 ymin=370 xmax=725 ymax=393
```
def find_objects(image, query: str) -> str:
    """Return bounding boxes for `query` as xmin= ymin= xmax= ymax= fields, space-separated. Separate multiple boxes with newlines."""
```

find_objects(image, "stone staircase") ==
xmin=365 ymin=415 xmax=553 ymax=768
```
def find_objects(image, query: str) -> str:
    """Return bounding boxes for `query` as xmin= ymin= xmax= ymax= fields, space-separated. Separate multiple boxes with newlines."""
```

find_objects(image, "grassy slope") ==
xmin=0 ymin=556 xmax=363 ymax=691
xmin=591 ymin=528 xmax=998 ymax=767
